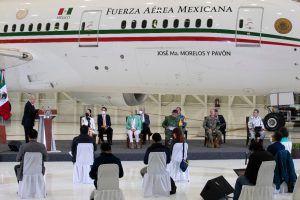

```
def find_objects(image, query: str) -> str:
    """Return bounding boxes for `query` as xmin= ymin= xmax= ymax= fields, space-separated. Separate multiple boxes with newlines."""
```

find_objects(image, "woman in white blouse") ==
xmin=81 ymin=109 xmax=96 ymax=141
xmin=167 ymin=128 xmax=189 ymax=182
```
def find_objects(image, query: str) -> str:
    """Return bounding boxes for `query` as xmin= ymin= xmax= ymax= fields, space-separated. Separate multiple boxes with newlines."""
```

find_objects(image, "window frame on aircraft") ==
xmin=64 ymin=22 xmax=69 ymax=30
xmin=3 ymin=24 xmax=8 ymax=33
xmin=173 ymin=19 xmax=179 ymax=28
xmin=152 ymin=19 xmax=158 ymax=28
xmin=81 ymin=22 xmax=85 ymax=31
xmin=121 ymin=20 xmax=126 ymax=29
xmin=141 ymin=20 xmax=147 ymax=29
xmin=195 ymin=19 xmax=201 ymax=28
xmin=207 ymin=19 xmax=213 ymax=28
xmin=184 ymin=19 xmax=190 ymax=28
xmin=46 ymin=23 xmax=51 ymax=31
xmin=54 ymin=22 xmax=59 ymax=31
xmin=239 ymin=19 xmax=244 ymax=28
xmin=162 ymin=19 xmax=168 ymax=29
xmin=37 ymin=23 xmax=42 ymax=32
xmin=28 ymin=23 xmax=33 ymax=32
xmin=12 ymin=24 xmax=16 ymax=32
xmin=131 ymin=20 xmax=137 ymax=29
xmin=20 ymin=24 xmax=25 ymax=32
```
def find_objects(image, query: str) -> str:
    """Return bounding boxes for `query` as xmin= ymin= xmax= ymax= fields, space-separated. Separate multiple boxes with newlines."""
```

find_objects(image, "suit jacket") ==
xmin=21 ymin=101 xmax=38 ymax=127
xmin=217 ymin=114 xmax=226 ymax=132
xmin=141 ymin=113 xmax=150 ymax=127
xmin=97 ymin=114 xmax=111 ymax=130
xmin=126 ymin=115 xmax=142 ymax=131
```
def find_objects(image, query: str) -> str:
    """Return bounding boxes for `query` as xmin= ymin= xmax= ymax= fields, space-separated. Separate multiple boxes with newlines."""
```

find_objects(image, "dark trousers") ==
xmin=141 ymin=126 xmax=151 ymax=144
xmin=98 ymin=127 xmax=113 ymax=144
xmin=23 ymin=126 xmax=33 ymax=143
xmin=14 ymin=164 xmax=20 ymax=183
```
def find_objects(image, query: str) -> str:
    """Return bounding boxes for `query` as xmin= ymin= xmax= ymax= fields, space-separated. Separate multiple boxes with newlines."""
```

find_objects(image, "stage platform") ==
xmin=0 ymin=139 xmax=250 ymax=162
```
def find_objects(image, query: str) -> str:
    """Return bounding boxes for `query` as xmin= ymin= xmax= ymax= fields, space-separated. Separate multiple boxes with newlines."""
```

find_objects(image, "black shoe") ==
xmin=170 ymin=190 xmax=176 ymax=195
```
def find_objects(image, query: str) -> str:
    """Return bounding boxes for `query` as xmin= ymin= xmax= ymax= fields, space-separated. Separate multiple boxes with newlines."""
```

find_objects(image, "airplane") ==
xmin=0 ymin=0 xmax=300 ymax=130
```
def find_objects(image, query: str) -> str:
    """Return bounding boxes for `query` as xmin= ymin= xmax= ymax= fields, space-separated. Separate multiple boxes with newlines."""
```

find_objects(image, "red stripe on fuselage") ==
xmin=0 ymin=36 xmax=299 ymax=47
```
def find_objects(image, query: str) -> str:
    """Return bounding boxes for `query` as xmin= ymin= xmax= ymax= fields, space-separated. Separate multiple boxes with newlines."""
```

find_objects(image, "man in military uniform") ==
xmin=203 ymin=109 xmax=222 ymax=148
xmin=162 ymin=109 xmax=179 ymax=148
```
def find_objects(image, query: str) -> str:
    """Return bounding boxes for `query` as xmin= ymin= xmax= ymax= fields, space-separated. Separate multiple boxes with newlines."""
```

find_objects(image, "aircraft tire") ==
xmin=264 ymin=113 xmax=285 ymax=131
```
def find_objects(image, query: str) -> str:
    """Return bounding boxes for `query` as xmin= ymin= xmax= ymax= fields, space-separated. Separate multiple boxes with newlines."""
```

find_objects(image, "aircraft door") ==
xmin=236 ymin=7 xmax=263 ymax=47
xmin=79 ymin=10 xmax=102 ymax=47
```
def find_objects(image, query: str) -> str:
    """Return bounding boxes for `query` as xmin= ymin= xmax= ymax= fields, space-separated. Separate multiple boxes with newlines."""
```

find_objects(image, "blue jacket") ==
xmin=274 ymin=150 xmax=297 ymax=190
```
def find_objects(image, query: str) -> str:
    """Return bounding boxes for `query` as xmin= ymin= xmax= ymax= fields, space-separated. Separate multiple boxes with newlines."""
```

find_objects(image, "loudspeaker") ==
xmin=8 ymin=141 xmax=22 ymax=152
xmin=200 ymin=176 xmax=234 ymax=200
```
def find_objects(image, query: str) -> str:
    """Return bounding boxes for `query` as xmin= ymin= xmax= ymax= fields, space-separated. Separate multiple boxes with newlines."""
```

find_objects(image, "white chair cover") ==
xmin=293 ymin=175 xmax=300 ymax=200
xmin=93 ymin=164 xmax=124 ymax=200
xmin=18 ymin=152 xmax=46 ymax=199
xmin=167 ymin=143 xmax=189 ymax=182
xmin=143 ymin=152 xmax=171 ymax=197
xmin=239 ymin=161 xmax=276 ymax=200
xmin=281 ymin=141 xmax=292 ymax=154
xmin=73 ymin=143 xmax=94 ymax=184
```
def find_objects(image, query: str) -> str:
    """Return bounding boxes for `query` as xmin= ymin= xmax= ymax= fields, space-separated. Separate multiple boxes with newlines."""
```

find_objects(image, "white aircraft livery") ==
xmin=0 ymin=0 xmax=300 ymax=106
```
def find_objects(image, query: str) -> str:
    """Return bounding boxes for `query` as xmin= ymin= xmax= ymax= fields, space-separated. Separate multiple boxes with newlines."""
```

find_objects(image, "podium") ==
xmin=37 ymin=109 xmax=58 ymax=152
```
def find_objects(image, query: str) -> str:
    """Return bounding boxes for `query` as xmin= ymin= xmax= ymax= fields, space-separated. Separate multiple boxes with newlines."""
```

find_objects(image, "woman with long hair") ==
xmin=167 ymin=128 xmax=189 ymax=182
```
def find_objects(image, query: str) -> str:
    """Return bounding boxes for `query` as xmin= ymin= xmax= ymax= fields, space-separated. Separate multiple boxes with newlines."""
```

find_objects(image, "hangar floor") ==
xmin=0 ymin=160 xmax=298 ymax=200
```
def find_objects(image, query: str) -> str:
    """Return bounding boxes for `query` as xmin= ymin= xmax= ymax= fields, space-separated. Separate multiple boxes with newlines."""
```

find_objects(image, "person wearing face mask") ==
xmin=139 ymin=108 xmax=151 ymax=145
xmin=81 ymin=109 xmax=96 ymax=142
xmin=162 ymin=110 xmax=180 ymax=148
xmin=97 ymin=106 xmax=113 ymax=145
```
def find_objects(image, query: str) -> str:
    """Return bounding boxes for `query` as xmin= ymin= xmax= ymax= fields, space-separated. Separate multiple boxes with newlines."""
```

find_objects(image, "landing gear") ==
xmin=264 ymin=113 xmax=285 ymax=131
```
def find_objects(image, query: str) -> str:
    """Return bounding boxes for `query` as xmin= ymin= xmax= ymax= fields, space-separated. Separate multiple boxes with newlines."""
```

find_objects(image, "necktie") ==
xmin=102 ymin=115 xmax=106 ymax=127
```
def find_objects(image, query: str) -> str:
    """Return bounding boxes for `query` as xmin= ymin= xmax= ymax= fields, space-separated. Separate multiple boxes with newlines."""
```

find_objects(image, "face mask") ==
xmin=85 ymin=113 xmax=90 ymax=118
xmin=102 ymin=111 xmax=106 ymax=114
xmin=139 ymin=111 xmax=143 ymax=114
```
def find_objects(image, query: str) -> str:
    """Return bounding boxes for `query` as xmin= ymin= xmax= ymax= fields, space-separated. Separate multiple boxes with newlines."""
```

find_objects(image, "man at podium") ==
xmin=21 ymin=95 xmax=39 ymax=143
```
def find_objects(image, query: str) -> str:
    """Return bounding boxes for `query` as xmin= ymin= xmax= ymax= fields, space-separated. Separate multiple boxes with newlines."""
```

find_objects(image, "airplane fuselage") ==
xmin=0 ymin=0 xmax=300 ymax=96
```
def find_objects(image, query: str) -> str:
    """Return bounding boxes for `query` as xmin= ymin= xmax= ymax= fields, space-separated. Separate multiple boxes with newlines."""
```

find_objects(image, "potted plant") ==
xmin=292 ymin=143 xmax=300 ymax=159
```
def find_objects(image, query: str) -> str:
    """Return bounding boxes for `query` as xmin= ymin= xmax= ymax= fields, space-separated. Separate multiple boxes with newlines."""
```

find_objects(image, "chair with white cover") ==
xmin=167 ymin=142 xmax=189 ymax=182
xmin=18 ymin=152 xmax=46 ymax=199
xmin=92 ymin=164 xmax=124 ymax=200
xmin=143 ymin=152 xmax=171 ymax=197
xmin=73 ymin=143 xmax=94 ymax=184
xmin=239 ymin=161 xmax=276 ymax=200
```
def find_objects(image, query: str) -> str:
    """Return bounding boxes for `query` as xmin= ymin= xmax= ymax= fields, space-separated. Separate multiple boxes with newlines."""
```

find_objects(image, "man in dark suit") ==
xmin=21 ymin=95 xmax=39 ymax=143
xmin=97 ymin=106 xmax=113 ymax=145
xmin=215 ymin=109 xmax=226 ymax=143
xmin=139 ymin=108 xmax=151 ymax=145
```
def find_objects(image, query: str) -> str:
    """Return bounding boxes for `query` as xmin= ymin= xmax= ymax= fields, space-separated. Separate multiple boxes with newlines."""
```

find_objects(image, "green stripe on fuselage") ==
xmin=0 ymin=28 xmax=299 ymax=43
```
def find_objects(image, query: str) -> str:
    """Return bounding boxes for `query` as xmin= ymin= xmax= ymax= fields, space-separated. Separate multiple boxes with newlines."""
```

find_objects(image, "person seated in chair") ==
xmin=162 ymin=109 xmax=180 ymax=148
xmin=248 ymin=109 xmax=265 ymax=143
xmin=89 ymin=142 xmax=123 ymax=189
xmin=139 ymin=107 xmax=152 ymax=145
xmin=141 ymin=133 xmax=177 ymax=195
xmin=214 ymin=109 xmax=226 ymax=143
xmin=126 ymin=110 xmax=142 ymax=149
xmin=71 ymin=125 xmax=97 ymax=163
xmin=81 ymin=109 xmax=97 ymax=142
xmin=203 ymin=109 xmax=222 ymax=148
xmin=14 ymin=129 xmax=48 ymax=183
xmin=176 ymin=107 xmax=188 ymax=139
xmin=233 ymin=142 xmax=274 ymax=200
xmin=267 ymin=131 xmax=285 ymax=157
xmin=97 ymin=106 xmax=113 ymax=145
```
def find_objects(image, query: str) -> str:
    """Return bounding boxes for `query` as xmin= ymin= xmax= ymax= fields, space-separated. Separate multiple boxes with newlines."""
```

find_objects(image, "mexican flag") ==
xmin=0 ymin=70 xmax=11 ymax=120
xmin=58 ymin=8 xmax=73 ymax=16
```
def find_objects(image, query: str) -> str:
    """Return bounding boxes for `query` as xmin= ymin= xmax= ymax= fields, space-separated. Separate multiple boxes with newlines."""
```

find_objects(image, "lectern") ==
xmin=37 ymin=109 xmax=58 ymax=151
